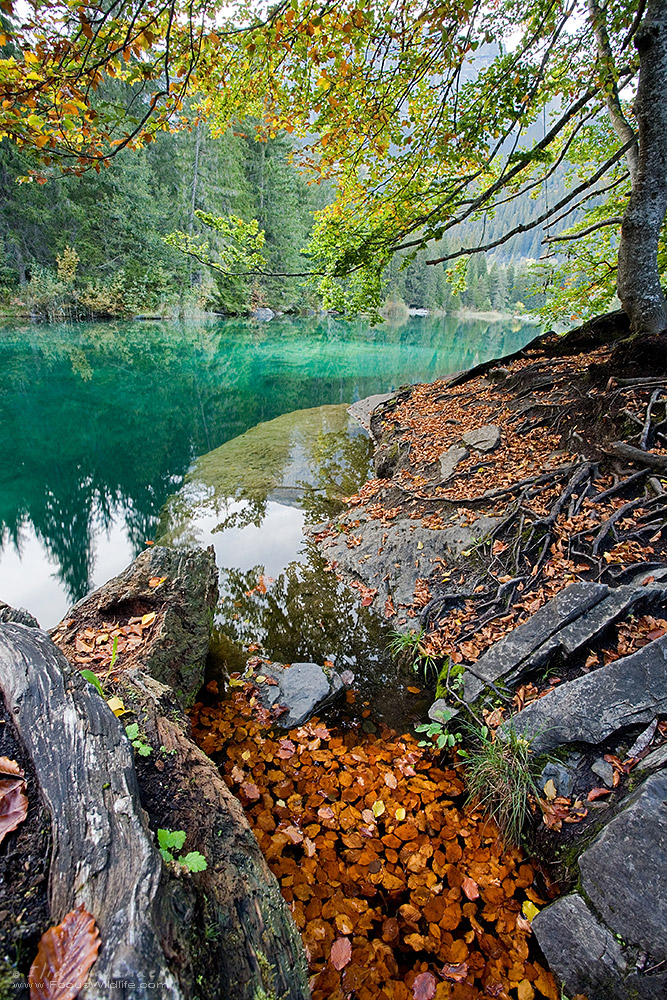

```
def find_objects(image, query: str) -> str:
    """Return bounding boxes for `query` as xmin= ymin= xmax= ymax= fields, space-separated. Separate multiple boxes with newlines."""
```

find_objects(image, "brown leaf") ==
xmin=0 ymin=756 xmax=24 ymax=778
xmin=0 ymin=778 xmax=28 ymax=845
xmin=412 ymin=971 xmax=437 ymax=1000
xmin=29 ymin=905 xmax=101 ymax=1000
xmin=240 ymin=782 xmax=261 ymax=801
xmin=587 ymin=787 xmax=611 ymax=801
xmin=330 ymin=936 xmax=352 ymax=970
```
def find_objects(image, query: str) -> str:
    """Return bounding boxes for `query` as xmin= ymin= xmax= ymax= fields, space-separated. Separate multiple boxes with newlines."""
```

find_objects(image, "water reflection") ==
xmin=0 ymin=313 xmax=536 ymax=625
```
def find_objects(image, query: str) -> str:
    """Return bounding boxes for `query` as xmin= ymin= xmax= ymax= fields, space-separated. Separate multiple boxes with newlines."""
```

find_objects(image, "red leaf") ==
xmin=587 ymin=786 xmax=611 ymax=801
xmin=330 ymin=936 xmax=352 ymax=970
xmin=240 ymin=782 xmax=261 ymax=801
xmin=29 ymin=905 xmax=101 ymax=1000
xmin=442 ymin=962 xmax=468 ymax=983
xmin=442 ymin=961 xmax=468 ymax=982
xmin=413 ymin=971 xmax=437 ymax=999
xmin=0 ymin=777 xmax=28 ymax=845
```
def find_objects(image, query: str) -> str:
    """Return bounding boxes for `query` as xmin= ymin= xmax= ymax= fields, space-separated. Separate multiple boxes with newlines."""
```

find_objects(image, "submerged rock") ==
xmin=251 ymin=660 xmax=345 ymax=728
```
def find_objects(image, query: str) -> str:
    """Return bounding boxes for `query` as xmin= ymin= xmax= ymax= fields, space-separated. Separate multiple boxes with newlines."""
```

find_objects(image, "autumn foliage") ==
xmin=191 ymin=686 xmax=559 ymax=1000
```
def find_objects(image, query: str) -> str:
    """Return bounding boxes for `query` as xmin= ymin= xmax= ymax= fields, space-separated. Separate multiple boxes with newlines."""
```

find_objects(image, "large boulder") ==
xmin=533 ymin=773 xmax=667 ymax=1000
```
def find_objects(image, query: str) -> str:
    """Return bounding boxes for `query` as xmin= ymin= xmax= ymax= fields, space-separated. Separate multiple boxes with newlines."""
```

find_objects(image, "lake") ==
xmin=0 ymin=312 xmax=536 ymax=630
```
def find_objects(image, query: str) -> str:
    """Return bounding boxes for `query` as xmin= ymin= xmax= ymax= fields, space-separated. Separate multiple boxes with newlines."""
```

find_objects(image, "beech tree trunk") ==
xmin=617 ymin=0 xmax=667 ymax=337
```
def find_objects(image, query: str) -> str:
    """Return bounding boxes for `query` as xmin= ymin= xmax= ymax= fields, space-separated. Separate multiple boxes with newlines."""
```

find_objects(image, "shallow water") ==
xmin=0 ymin=312 xmax=535 ymax=628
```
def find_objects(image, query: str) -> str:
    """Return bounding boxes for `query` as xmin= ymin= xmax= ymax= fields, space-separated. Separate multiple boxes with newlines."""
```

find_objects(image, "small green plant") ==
xmin=107 ymin=634 xmax=119 ymax=675
xmin=387 ymin=627 xmax=437 ymax=679
xmin=415 ymin=715 xmax=463 ymax=751
xmin=81 ymin=669 xmax=103 ymax=696
xmin=462 ymin=723 xmax=542 ymax=845
xmin=435 ymin=658 xmax=465 ymax=699
xmin=157 ymin=828 xmax=208 ymax=872
xmin=125 ymin=722 xmax=152 ymax=757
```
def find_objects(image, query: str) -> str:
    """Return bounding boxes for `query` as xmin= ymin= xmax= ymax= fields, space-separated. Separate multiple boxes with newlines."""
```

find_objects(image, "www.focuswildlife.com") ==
xmin=14 ymin=981 xmax=168 ymax=991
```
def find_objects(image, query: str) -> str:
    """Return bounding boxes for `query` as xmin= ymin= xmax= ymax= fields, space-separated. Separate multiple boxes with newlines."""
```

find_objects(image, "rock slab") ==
xmin=579 ymin=771 xmax=667 ymax=963
xmin=533 ymin=893 xmax=628 ymax=1000
xmin=461 ymin=424 xmax=501 ymax=452
xmin=511 ymin=632 xmax=667 ymax=751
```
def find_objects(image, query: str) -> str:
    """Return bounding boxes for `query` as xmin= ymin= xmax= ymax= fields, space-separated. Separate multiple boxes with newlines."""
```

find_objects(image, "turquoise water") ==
xmin=0 ymin=313 xmax=536 ymax=627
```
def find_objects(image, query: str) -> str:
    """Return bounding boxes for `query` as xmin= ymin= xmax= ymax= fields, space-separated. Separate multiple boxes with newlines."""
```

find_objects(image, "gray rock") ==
xmin=579 ymin=772 xmax=667 ymax=963
xmin=252 ymin=307 xmax=275 ymax=322
xmin=539 ymin=761 xmax=575 ymax=799
xmin=511 ymin=633 xmax=667 ymax=752
xmin=464 ymin=580 xmax=667 ymax=702
xmin=428 ymin=699 xmax=458 ymax=724
xmin=252 ymin=661 xmax=344 ymax=728
xmin=313 ymin=514 xmax=499 ymax=608
xmin=638 ymin=743 xmax=667 ymax=774
xmin=463 ymin=581 xmax=609 ymax=701
xmin=461 ymin=424 xmax=501 ymax=452
xmin=591 ymin=758 xmax=615 ymax=788
xmin=347 ymin=392 xmax=398 ymax=442
xmin=533 ymin=893 xmax=627 ymax=1000
xmin=439 ymin=444 xmax=468 ymax=480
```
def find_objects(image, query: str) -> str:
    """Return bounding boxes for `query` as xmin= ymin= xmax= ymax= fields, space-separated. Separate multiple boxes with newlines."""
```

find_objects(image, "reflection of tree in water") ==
xmin=217 ymin=544 xmax=393 ymax=683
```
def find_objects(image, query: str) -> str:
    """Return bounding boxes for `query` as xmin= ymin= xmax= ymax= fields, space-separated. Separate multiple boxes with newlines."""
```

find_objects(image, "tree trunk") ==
xmin=617 ymin=0 xmax=667 ymax=336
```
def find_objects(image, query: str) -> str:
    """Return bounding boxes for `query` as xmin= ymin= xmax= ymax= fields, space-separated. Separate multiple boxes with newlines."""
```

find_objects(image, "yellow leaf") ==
xmin=522 ymin=900 xmax=540 ymax=922
xmin=395 ymin=807 xmax=406 ymax=821
xmin=517 ymin=979 xmax=535 ymax=1000
xmin=107 ymin=696 xmax=127 ymax=716
xmin=141 ymin=612 xmax=156 ymax=626
xmin=543 ymin=778 xmax=557 ymax=801
xmin=372 ymin=799 xmax=385 ymax=818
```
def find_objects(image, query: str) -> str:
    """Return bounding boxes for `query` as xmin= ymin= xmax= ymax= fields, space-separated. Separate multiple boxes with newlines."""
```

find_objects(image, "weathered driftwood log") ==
xmin=0 ymin=546 xmax=311 ymax=1000
xmin=0 ymin=623 xmax=182 ymax=1000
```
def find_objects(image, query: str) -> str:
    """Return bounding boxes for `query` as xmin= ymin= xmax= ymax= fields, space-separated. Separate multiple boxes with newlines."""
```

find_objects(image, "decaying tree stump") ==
xmin=0 ymin=547 xmax=310 ymax=1000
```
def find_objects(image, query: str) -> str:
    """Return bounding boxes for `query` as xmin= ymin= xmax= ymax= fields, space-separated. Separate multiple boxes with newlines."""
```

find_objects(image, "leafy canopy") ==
xmin=1 ymin=0 xmax=650 ymax=319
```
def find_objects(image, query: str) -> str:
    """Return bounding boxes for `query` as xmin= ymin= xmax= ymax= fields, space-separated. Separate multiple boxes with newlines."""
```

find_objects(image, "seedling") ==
xmin=415 ymin=709 xmax=464 ymax=751
xmin=125 ymin=722 xmax=152 ymax=757
xmin=157 ymin=828 xmax=207 ymax=872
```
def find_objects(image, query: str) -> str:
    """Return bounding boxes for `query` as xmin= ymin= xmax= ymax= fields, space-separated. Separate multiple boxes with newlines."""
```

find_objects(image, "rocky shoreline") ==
xmin=309 ymin=316 xmax=667 ymax=999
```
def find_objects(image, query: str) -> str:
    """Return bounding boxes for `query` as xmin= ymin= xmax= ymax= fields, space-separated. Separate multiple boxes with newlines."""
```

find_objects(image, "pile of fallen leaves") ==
xmin=191 ymin=686 xmax=561 ymax=1000
xmin=51 ymin=609 xmax=158 ymax=674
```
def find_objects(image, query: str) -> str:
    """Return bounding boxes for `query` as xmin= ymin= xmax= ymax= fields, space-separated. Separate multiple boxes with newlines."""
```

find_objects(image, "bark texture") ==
xmin=0 ymin=623 xmax=183 ymax=1000
xmin=617 ymin=0 xmax=667 ymax=336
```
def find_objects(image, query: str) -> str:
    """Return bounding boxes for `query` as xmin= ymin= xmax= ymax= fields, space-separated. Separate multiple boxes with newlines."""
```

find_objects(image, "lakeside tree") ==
xmin=1 ymin=0 xmax=665 ymax=334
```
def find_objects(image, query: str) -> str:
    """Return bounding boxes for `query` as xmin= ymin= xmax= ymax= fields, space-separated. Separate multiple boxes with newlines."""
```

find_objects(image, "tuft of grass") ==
xmin=462 ymin=724 xmax=542 ymax=846
xmin=387 ymin=627 xmax=437 ymax=680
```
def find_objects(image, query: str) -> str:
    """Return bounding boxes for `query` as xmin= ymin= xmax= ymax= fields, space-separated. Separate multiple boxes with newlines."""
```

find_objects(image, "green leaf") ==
xmin=133 ymin=741 xmax=152 ymax=756
xmin=124 ymin=723 xmax=139 ymax=740
xmin=81 ymin=670 xmax=103 ymax=696
xmin=158 ymin=828 xmax=186 ymax=851
xmin=159 ymin=846 xmax=173 ymax=863
xmin=180 ymin=851 xmax=207 ymax=872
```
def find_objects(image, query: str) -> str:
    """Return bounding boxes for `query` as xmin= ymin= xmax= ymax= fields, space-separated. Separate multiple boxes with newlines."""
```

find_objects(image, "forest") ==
xmin=1 ymin=3 xmax=667 ymax=1000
